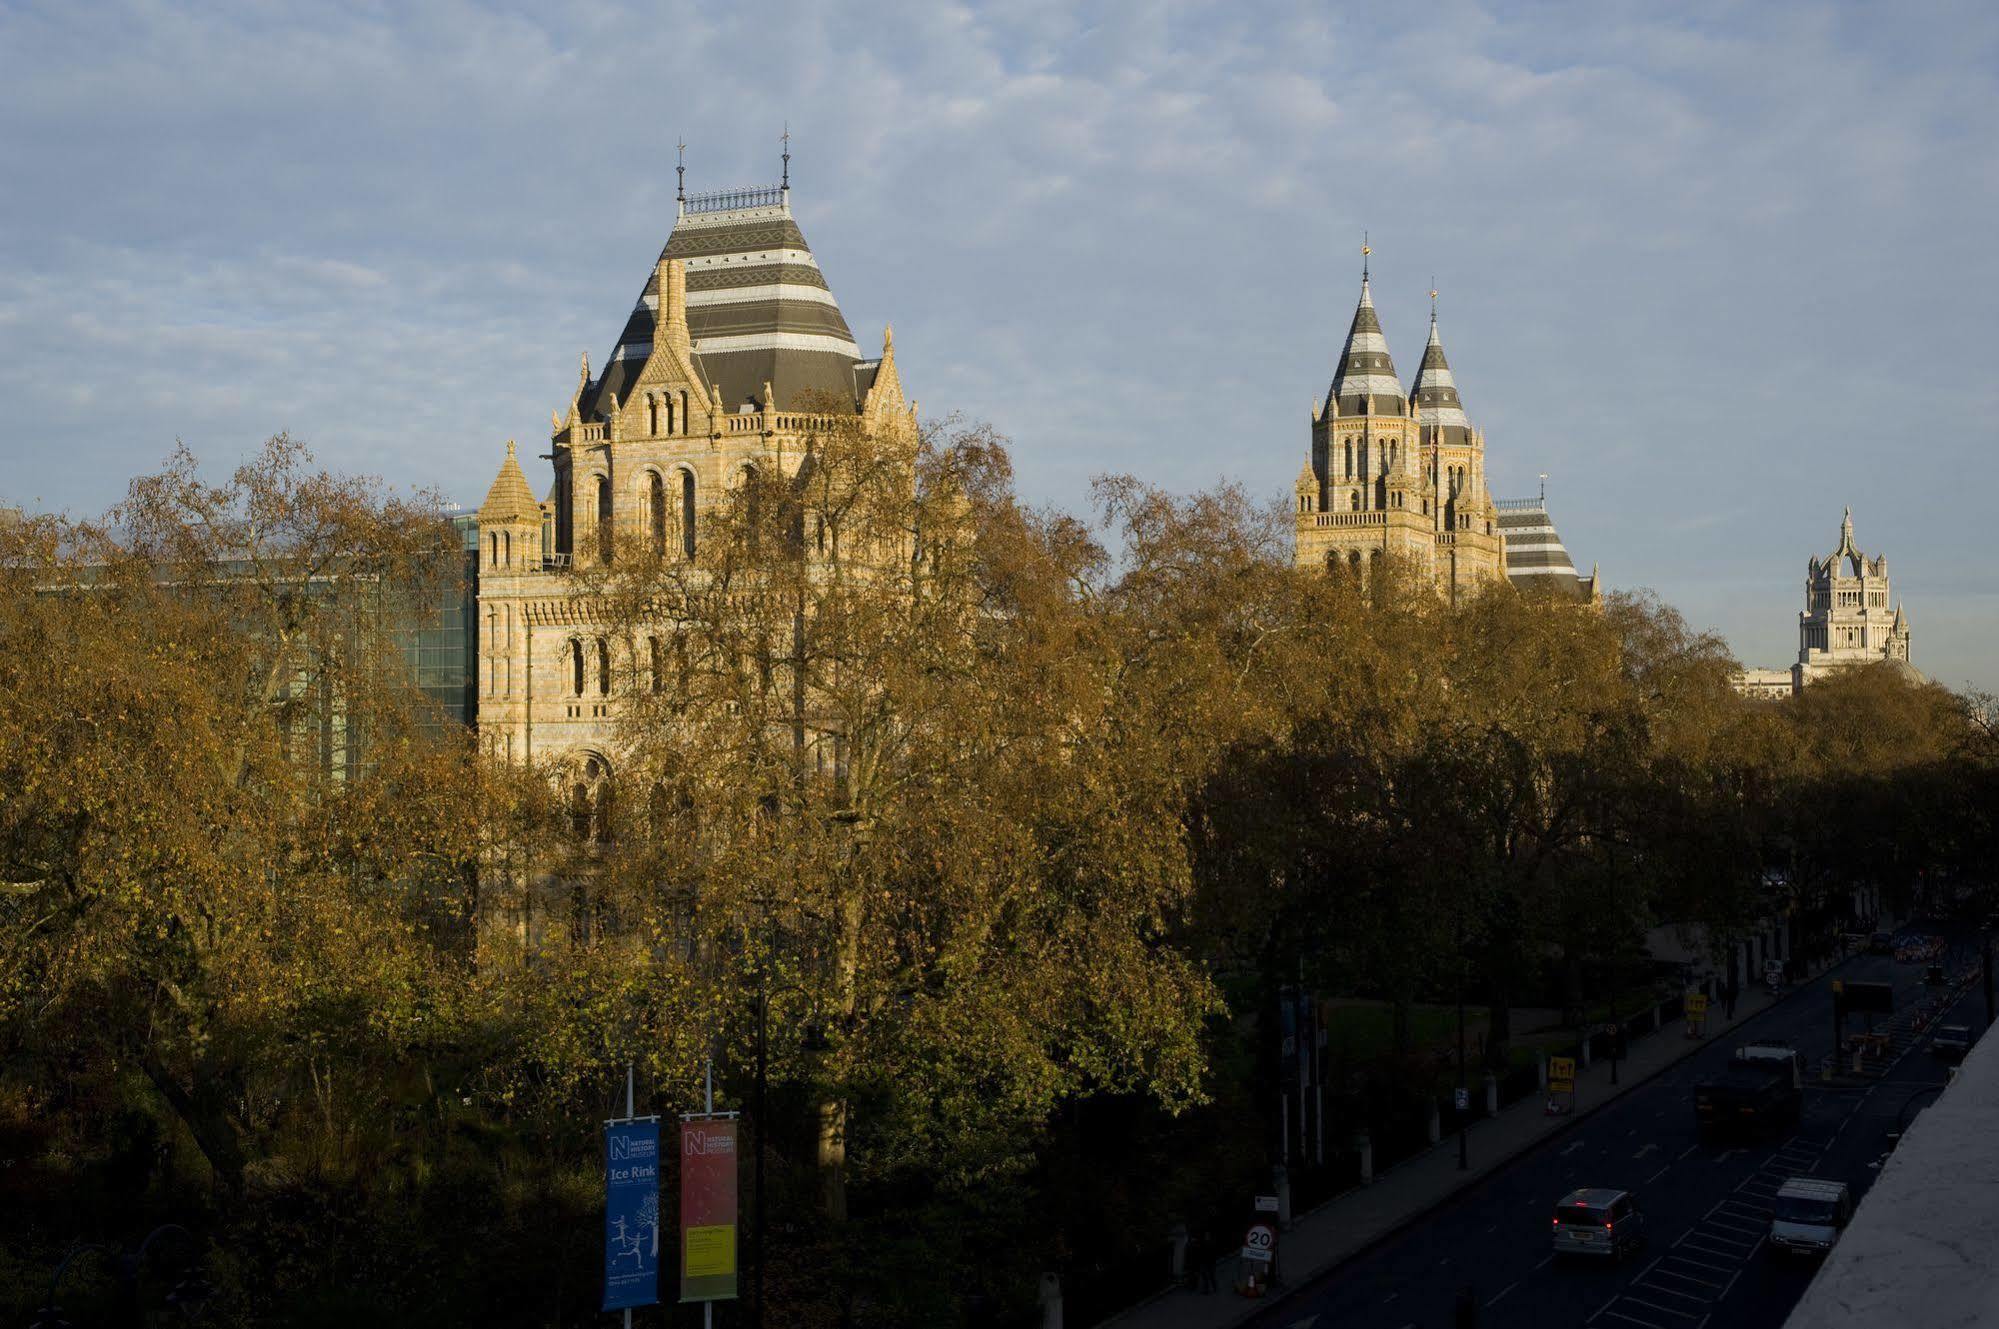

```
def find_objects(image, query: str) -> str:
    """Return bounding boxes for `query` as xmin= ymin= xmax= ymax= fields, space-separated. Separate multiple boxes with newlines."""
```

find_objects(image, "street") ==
xmin=1251 ymin=949 xmax=1985 ymax=1329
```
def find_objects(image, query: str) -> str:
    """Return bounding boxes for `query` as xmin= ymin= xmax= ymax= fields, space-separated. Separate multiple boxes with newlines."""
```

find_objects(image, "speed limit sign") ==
xmin=1241 ymin=1221 xmax=1276 ymax=1263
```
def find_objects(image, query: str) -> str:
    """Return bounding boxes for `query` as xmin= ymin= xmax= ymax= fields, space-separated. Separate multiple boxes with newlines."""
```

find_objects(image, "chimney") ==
xmin=655 ymin=258 xmax=690 ymax=352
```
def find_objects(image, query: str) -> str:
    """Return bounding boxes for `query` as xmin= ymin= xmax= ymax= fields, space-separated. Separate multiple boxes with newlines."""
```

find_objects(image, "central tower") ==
xmin=1294 ymin=257 xmax=1505 ymax=598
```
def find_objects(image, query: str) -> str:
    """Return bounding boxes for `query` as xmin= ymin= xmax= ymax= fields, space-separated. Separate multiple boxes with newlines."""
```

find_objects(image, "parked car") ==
xmin=1868 ymin=931 xmax=1895 ymax=955
xmin=1552 ymin=1188 xmax=1645 ymax=1260
xmin=1932 ymin=1024 xmax=1972 ymax=1063
xmin=1769 ymin=1178 xmax=1851 ymax=1256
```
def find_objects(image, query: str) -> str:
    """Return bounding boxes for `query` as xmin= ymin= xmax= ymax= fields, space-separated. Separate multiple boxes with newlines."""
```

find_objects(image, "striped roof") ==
xmin=1411 ymin=308 xmax=1472 ymax=445
xmin=1496 ymin=495 xmax=1587 ymax=597
xmin=1326 ymin=277 xmax=1408 ymax=416
xmin=581 ymin=190 xmax=865 ymax=419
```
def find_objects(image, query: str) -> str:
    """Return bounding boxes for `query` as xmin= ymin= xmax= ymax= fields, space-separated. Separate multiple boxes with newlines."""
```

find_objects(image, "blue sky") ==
xmin=3 ymin=0 xmax=1995 ymax=690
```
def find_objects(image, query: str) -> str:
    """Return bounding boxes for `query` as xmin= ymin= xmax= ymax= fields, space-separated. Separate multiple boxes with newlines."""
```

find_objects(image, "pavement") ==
xmin=1100 ymin=940 xmax=1985 ymax=1329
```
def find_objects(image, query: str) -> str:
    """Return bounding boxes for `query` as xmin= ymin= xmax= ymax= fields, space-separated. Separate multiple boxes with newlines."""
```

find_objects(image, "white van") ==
xmin=1769 ymin=1178 xmax=1851 ymax=1256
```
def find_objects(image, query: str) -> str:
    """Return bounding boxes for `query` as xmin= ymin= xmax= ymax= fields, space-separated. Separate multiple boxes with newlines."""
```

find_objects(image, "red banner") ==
xmin=678 ymin=1118 xmax=739 ymax=1303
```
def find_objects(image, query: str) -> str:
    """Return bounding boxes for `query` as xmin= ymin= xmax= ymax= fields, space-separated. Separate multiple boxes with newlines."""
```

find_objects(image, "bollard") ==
xmin=1039 ymin=1273 xmax=1063 ymax=1329
xmin=1274 ymin=1164 xmax=1292 ymax=1228
xmin=1356 ymin=1132 xmax=1374 ymax=1186
xmin=1580 ymin=1037 xmax=1592 ymax=1070
xmin=1484 ymin=1071 xmax=1499 ymax=1116
xmin=1537 ymin=1050 xmax=1548 ymax=1090
xmin=1427 ymin=1097 xmax=1441 ymax=1144
xmin=1169 ymin=1222 xmax=1188 ymax=1282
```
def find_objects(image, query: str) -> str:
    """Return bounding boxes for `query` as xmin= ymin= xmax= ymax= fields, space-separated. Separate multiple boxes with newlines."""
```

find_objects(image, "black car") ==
xmin=1868 ymin=932 xmax=1895 ymax=955
xmin=1932 ymin=1025 xmax=1972 ymax=1063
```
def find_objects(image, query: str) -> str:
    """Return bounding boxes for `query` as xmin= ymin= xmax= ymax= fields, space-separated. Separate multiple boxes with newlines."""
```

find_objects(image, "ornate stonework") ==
xmin=1733 ymin=509 xmax=1915 ymax=699
xmin=1293 ymin=275 xmax=1506 ymax=598
xmin=472 ymin=184 xmax=914 ymax=782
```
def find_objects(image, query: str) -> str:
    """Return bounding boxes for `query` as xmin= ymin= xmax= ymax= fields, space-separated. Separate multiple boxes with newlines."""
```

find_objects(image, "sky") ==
xmin=2 ymin=0 xmax=1995 ymax=690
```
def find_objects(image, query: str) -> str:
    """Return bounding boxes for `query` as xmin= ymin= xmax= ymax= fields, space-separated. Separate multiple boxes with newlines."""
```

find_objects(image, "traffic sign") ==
xmin=1253 ymin=1195 xmax=1279 ymax=1213
xmin=1241 ymin=1222 xmax=1276 ymax=1264
xmin=1686 ymin=993 xmax=1709 ymax=1016
xmin=1454 ymin=1087 xmax=1470 ymax=1112
xmin=1548 ymin=1056 xmax=1576 ymax=1089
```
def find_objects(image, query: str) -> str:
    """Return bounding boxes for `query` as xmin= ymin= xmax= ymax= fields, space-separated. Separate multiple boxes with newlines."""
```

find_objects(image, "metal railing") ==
xmin=685 ymin=186 xmax=786 ymax=214
xmin=1493 ymin=497 xmax=1544 ymax=512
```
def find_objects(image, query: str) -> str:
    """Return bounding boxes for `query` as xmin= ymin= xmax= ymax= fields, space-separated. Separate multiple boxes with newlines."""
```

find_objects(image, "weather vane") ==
xmin=1362 ymin=230 xmax=1370 ymax=280
xmin=676 ymin=138 xmax=686 ymax=203
xmin=781 ymin=123 xmax=790 ymax=190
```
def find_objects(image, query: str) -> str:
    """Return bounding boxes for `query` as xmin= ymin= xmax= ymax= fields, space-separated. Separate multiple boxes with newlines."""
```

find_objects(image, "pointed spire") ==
xmin=781 ymin=123 xmax=791 ymax=191
xmin=478 ymin=440 xmax=543 ymax=526
xmin=1326 ymin=242 xmax=1405 ymax=416
xmin=676 ymin=138 xmax=686 ymax=204
xmin=1410 ymin=285 xmax=1469 ymax=440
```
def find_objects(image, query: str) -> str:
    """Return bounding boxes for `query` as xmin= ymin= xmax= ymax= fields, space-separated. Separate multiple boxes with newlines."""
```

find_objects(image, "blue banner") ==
xmin=603 ymin=1120 xmax=661 ymax=1311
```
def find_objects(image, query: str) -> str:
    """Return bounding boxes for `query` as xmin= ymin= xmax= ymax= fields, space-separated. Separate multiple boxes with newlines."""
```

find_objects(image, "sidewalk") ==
xmin=1099 ymin=970 xmax=1833 ymax=1329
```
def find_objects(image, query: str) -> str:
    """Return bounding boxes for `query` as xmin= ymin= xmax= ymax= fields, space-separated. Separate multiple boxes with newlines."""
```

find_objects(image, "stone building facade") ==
xmin=472 ymin=181 xmax=914 ymax=793
xmin=1734 ymin=509 xmax=1914 ymax=699
xmin=1293 ymin=269 xmax=1506 ymax=599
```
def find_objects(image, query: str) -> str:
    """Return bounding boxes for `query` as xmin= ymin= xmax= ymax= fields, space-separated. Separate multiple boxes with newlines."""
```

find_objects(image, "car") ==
xmin=1552 ymin=1188 xmax=1645 ymax=1260
xmin=1869 ymin=932 xmax=1895 ymax=955
xmin=1932 ymin=1024 xmax=1972 ymax=1062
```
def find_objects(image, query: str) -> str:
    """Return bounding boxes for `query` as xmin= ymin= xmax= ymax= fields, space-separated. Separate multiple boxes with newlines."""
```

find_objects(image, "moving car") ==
xmin=1552 ymin=1188 xmax=1645 ymax=1260
xmin=1932 ymin=1024 xmax=1972 ymax=1062
xmin=1769 ymin=1178 xmax=1850 ymax=1256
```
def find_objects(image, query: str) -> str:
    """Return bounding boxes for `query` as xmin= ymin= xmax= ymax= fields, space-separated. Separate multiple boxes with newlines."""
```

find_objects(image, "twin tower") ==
xmin=1294 ymin=267 xmax=1505 ymax=597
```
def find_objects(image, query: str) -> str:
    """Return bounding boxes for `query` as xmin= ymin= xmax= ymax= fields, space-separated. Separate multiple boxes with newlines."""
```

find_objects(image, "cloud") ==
xmin=1 ymin=0 xmax=1995 ymax=687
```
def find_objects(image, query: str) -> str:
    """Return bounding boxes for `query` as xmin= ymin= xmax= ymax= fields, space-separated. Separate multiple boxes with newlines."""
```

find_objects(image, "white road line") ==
xmin=1634 ymin=1281 xmax=1710 ymax=1305
xmin=1535 ymin=1254 xmax=1555 ymax=1269
xmin=1677 ymin=1145 xmax=1698 ymax=1161
xmin=1486 ymin=1280 xmax=1519 ymax=1307
xmin=1664 ymin=1250 xmax=1737 ymax=1274
xmin=1647 ymin=1165 xmax=1670 ymax=1183
xmin=1621 ymin=1293 xmax=1704 ymax=1320
xmin=1652 ymin=1266 xmax=1726 ymax=1290
xmin=1562 ymin=1140 xmax=1587 ymax=1157
xmin=1600 ymin=1309 xmax=1671 ymax=1329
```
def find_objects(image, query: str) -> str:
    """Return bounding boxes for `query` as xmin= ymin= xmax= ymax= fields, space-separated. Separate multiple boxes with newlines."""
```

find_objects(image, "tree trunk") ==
xmin=141 ymin=1051 xmax=247 ymax=1194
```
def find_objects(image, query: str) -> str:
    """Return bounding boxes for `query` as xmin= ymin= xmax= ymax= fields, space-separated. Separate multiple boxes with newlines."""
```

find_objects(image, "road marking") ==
xmin=1601 ymin=1311 xmax=1674 ymax=1329
xmin=1677 ymin=1144 xmax=1698 ymax=1161
xmin=1633 ymin=1281 xmax=1709 ymax=1304
xmin=1652 ymin=1265 xmax=1725 ymax=1290
xmin=1647 ymin=1165 xmax=1670 ymax=1183
xmin=1621 ymin=1294 xmax=1702 ymax=1320
xmin=1534 ymin=1254 xmax=1555 ymax=1270
xmin=1562 ymin=1140 xmax=1587 ymax=1157
xmin=1636 ymin=1142 xmax=1660 ymax=1159
xmin=1486 ymin=1280 xmax=1519 ymax=1307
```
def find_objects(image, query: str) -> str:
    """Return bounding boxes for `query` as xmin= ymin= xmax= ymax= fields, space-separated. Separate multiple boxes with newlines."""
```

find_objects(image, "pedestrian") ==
xmin=1195 ymin=1226 xmax=1217 ymax=1294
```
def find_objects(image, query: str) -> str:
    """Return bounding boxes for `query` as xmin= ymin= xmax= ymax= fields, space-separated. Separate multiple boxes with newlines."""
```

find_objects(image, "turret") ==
xmin=477 ymin=440 xmax=545 ymax=574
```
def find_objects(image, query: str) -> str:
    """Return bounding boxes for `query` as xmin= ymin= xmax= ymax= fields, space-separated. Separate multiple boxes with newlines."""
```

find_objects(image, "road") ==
xmin=1251 ymin=948 xmax=1987 ymax=1329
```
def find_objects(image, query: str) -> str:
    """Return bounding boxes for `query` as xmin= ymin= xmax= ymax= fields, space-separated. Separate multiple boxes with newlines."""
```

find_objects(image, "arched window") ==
xmin=680 ymin=469 xmax=697 ymax=560
xmin=680 ymin=390 xmax=690 ymax=434
xmin=1342 ymin=439 xmax=1353 ymax=478
xmin=648 ymin=395 xmax=659 ymax=436
xmin=488 ymin=532 xmax=497 ymax=566
xmin=1350 ymin=491 xmax=1360 ymax=511
xmin=502 ymin=531 xmax=511 ymax=567
xmin=647 ymin=472 xmax=666 ymax=556
xmin=597 ymin=638 xmax=611 ymax=696
xmin=595 ymin=475 xmax=613 ymax=563
xmin=570 ymin=638 xmax=585 ymax=696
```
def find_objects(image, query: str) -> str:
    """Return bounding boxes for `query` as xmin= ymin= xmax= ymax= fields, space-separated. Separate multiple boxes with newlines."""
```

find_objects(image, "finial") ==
xmin=1361 ymin=230 xmax=1370 ymax=282
xmin=676 ymin=138 xmax=686 ymax=203
xmin=883 ymin=322 xmax=893 ymax=352
xmin=506 ymin=438 xmax=517 ymax=457
xmin=1539 ymin=472 xmax=1547 ymax=505
xmin=1430 ymin=277 xmax=1438 ymax=322
xmin=781 ymin=123 xmax=790 ymax=190
xmin=579 ymin=351 xmax=590 ymax=385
